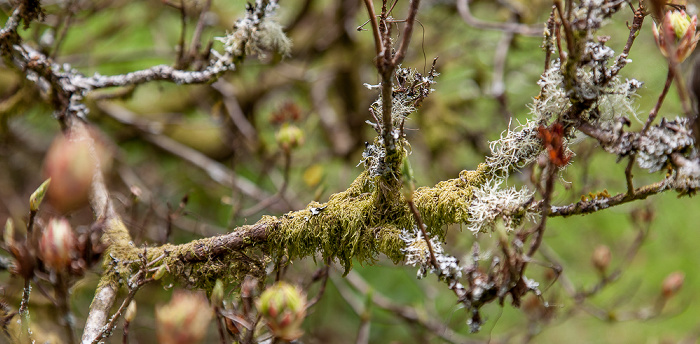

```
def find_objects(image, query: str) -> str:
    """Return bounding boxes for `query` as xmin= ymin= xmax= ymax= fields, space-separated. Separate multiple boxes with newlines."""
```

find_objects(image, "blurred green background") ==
xmin=1 ymin=0 xmax=699 ymax=342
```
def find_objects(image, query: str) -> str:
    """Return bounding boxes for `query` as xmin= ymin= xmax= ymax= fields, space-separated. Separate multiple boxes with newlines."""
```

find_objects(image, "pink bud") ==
xmin=662 ymin=271 xmax=685 ymax=298
xmin=39 ymin=218 xmax=76 ymax=271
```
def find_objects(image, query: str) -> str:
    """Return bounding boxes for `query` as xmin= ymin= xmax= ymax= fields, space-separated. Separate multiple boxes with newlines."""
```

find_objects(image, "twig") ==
xmin=50 ymin=0 xmax=78 ymax=60
xmin=305 ymin=260 xmax=331 ymax=310
xmin=241 ymin=149 xmax=292 ymax=217
xmin=188 ymin=0 xmax=213 ymax=64
xmin=554 ymin=0 xmax=574 ymax=57
xmin=211 ymin=80 xmax=258 ymax=145
xmin=492 ymin=25 xmax=515 ymax=120
xmin=0 ymin=7 xmax=21 ymax=39
xmin=96 ymin=101 xmax=273 ymax=203
xmin=355 ymin=294 xmax=371 ymax=344
xmin=175 ymin=0 xmax=187 ymax=67
xmin=642 ymin=68 xmax=674 ymax=133
xmin=215 ymin=310 xmax=227 ymax=344
xmin=578 ymin=226 xmax=648 ymax=298
xmin=342 ymin=271 xmax=476 ymax=344
xmin=362 ymin=0 xmax=382 ymax=55
xmin=407 ymin=200 xmax=438 ymax=269
xmin=539 ymin=180 xmax=668 ymax=217
xmin=624 ymin=156 xmax=635 ymax=195
xmin=90 ymin=277 xmax=153 ymax=344
xmin=391 ymin=0 xmax=420 ymax=66
xmin=609 ymin=4 xmax=645 ymax=78
xmin=18 ymin=279 xmax=32 ymax=343
xmin=55 ymin=274 xmax=77 ymax=344
xmin=526 ymin=162 xmax=556 ymax=258
xmin=456 ymin=0 xmax=543 ymax=36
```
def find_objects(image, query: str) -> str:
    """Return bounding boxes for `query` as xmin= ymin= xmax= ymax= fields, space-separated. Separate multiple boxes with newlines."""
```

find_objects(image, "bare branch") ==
xmin=456 ymin=0 xmax=543 ymax=36
xmin=392 ymin=0 xmax=421 ymax=65
xmin=362 ymin=0 xmax=382 ymax=55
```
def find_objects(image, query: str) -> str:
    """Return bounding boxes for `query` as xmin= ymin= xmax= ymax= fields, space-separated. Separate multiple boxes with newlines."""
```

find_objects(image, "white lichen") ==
xmin=485 ymin=120 xmax=543 ymax=178
xmin=466 ymin=180 xmax=536 ymax=234
xmin=214 ymin=0 xmax=291 ymax=63
xmin=401 ymin=226 xmax=462 ymax=280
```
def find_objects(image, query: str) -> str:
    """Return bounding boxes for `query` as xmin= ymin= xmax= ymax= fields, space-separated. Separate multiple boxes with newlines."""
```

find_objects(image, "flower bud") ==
xmin=652 ymin=10 xmax=700 ymax=63
xmin=661 ymin=271 xmax=685 ymax=298
xmin=591 ymin=245 xmax=611 ymax=273
xmin=275 ymin=124 xmax=305 ymax=151
xmin=156 ymin=291 xmax=213 ymax=344
xmin=39 ymin=218 xmax=76 ymax=271
xmin=43 ymin=134 xmax=96 ymax=214
xmin=257 ymin=282 xmax=307 ymax=341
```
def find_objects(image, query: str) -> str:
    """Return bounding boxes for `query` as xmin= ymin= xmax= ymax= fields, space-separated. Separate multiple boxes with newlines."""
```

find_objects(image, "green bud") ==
xmin=257 ymin=282 xmax=307 ymax=341
xmin=153 ymin=265 xmax=167 ymax=280
xmin=669 ymin=11 xmax=691 ymax=39
xmin=211 ymin=279 xmax=224 ymax=306
xmin=29 ymin=178 xmax=51 ymax=212
xmin=276 ymin=124 xmax=305 ymax=151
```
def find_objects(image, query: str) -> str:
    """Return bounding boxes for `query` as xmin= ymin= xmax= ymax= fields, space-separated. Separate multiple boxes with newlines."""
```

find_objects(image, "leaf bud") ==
xmin=591 ymin=245 xmax=611 ymax=273
xmin=257 ymin=282 xmax=307 ymax=341
xmin=652 ymin=10 xmax=700 ymax=62
xmin=153 ymin=265 xmax=167 ymax=280
xmin=29 ymin=178 xmax=51 ymax=212
xmin=661 ymin=271 xmax=685 ymax=298
xmin=39 ymin=218 xmax=77 ymax=271
xmin=156 ymin=291 xmax=213 ymax=344
xmin=275 ymin=124 xmax=305 ymax=151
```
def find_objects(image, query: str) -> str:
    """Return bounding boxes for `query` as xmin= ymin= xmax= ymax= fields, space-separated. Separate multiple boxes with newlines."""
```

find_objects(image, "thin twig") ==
xmin=215 ymin=309 xmax=227 ymax=344
xmin=540 ymin=180 xmax=668 ymax=217
xmin=18 ymin=278 xmax=32 ymax=342
xmin=624 ymin=156 xmax=635 ymax=195
xmin=341 ymin=271 xmax=477 ymax=344
xmin=306 ymin=260 xmax=331 ymax=310
xmin=456 ymin=0 xmax=543 ymax=36
xmin=241 ymin=149 xmax=292 ymax=216
xmin=578 ymin=226 xmax=649 ymax=298
xmin=362 ymin=0 xmax=382 ymax=55
xmin=189 ymin=0 xmax=213 ymax=64
xmin=175 ymin=0 xmax=187 ymax=68
xmin=554 ymin=0 xmax=574 ymax=57
xmin=643 ymin=68 xmax=674 ymax=133
xmin=407 ymin=200 xmax=438 ymax=269
xmin=53 ymin=274 xmax=77 ymax=344
xmin=96 ymin=101 xmax=273 ymax=203
xmin=50 ymin=0 xmax=78 ymax=60
xmin=526 ymin=161 xmax=556 ymax=259
xmin=90 ymin=277 xmax=153 ymax=344
xmin=392 ymin=0 xmax=421 ymax=65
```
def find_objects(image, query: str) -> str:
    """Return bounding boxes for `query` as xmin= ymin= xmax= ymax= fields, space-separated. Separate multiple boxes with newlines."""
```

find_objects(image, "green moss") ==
xmin=413 ymin=164 xmax=488 ymax=238
xmin=102 ymin=151 xmax=492 ymax=288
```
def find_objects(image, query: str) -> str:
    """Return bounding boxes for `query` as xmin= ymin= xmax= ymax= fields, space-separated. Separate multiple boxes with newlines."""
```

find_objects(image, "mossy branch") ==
xmin=99 ymin=161 xmax=492 ymax=289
